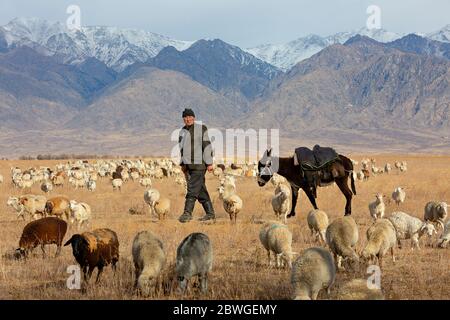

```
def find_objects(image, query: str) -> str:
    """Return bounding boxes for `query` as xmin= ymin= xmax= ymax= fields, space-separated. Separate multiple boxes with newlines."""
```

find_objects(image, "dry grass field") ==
xmin=0 ymin=154 xmax=449 ymax=300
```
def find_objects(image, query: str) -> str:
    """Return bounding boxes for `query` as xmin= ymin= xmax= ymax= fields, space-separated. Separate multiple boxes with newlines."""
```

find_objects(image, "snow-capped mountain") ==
xmin=427 ymin=24 xmax=450 ymax=43
xmin=246 ymin=27 xmax=402 ymax=71
xmin=0 ymin=17 xmax=193 ymax=71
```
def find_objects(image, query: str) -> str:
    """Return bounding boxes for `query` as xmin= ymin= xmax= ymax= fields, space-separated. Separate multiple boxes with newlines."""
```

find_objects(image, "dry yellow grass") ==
xmin=0 ymin=155 xmax=449 ymax=300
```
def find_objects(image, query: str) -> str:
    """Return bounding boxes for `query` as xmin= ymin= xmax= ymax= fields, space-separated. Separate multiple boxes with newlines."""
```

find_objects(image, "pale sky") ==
xmin=0 ymin=0 xmax=449 ymax=47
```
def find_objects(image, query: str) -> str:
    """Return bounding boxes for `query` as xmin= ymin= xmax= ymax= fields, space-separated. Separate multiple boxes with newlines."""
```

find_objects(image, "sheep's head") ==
xmin=420 ymin=222 xmax=437 ymax=238
xmin=14 ymin=247 xmax=27 ymax=260
xmin=437 ymin=202 xmax=448 ymax=217
xmin=6 ymin=196 xmax=18 ymax=207
xmin=343 ymin=254 xmax=360 ymax=272
xmin=375 ymin=193 xmax=384 ymax=201
xmin=64 ymin=234 xmax=89 ymax=260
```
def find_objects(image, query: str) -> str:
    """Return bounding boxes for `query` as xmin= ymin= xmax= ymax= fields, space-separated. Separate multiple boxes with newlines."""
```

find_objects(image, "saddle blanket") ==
xmin=294 ymin=145 xmax=339 ymax=170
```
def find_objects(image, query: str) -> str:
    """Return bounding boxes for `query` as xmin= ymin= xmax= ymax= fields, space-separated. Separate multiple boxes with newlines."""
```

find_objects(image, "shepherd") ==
xmin=257 ymin=146 xmax=356 ymax=217
xmin=178 ymin=108 xmax=216 ymax=223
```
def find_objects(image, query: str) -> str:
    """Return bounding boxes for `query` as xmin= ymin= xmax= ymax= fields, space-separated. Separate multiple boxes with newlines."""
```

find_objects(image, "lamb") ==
xmin=132 ymin=230 xmax=166 ymax=296
xmin=369 ymin=193 xmax=385 ymax=221
xmin=290 ymin=247 xmax=335 ymax=300
xmin=334 ymin=279 xmax=384 ymax=300
xmin=40 ymin=181 xmax=53 ymax=193
xmin=424 ymin=201 xmax=448 ymax=230
xmin=153 ymin=197 xmax=171 ymax=220
xmin=362 ymin=169 xmax=370 ymax=181
xmin=384 ymin=163 xmax=392 ymax=174
xmin=436 ymin=220 xmax=450 ymax=248
xmin=325 ymin=216 xmax=359 ymax=271
xmin=176 ymin=233 xmax=213 ymax=294
xmin=259 ymin=221 xmax=295 ymax=268
xmin=219 ymin=184 xmax=243 ymax=223
xmin=45 ymin=196 xmax=71 ymax=221
xmin=112 ymin=178 xmax=123 ymax=191
xmin=388 ymin=211 xmax=436 ymax=249
xmin=271 ymin=183 xmax=291 ymax=223
xmin=307 ymin=209 xmax=329 ymax=244
xmin=69 ymin=177 xmax=85 ymax=189
xmin=68 ymin=200 xmax=91 ymax=229
xmin=356 ymin=171 xmax=364 ymax=181
xmin=16 ymin=217 xmax=67 ymax=258
xmin=87 ymin=180 xmax=96 ymax=192
xmin=361 ymin=219 xmax=397 ymax=268
xmin=51 ymin=175 xmax=64 ymax=187
xmin=64 ymin=228 xmax=119 ymax=283
xmin=144 ymin=188 xmax=160 ymax=215
xmin=391 ymin=187 xmax=406 ymax=206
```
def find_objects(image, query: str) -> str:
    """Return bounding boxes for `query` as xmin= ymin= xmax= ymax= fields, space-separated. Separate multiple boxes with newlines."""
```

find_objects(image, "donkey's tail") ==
xmin=339 ymin=154 xmax=357 ymax=196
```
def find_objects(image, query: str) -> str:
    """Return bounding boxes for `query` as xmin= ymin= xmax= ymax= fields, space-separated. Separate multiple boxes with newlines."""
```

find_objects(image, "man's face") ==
xmin=183 ymin=116 xmax=195 ymax=126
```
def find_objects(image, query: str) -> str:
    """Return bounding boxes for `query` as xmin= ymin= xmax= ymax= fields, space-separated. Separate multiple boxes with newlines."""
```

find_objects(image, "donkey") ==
xmin=257 ymin=148 xmax=356 ymax=217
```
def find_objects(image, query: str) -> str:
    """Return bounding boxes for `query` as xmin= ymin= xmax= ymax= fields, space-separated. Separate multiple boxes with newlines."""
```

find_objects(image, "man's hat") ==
xmin=182 ymin=108 xmax=195 ymax=118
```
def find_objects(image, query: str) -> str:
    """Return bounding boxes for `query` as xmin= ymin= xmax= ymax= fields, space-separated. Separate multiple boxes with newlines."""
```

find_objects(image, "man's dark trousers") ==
xmin=182 ymin=169 xmax=215 ymax=219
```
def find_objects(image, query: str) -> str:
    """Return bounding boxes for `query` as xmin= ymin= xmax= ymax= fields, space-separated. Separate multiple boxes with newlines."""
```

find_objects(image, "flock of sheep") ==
xmin=1 ymin=156 xmax=449 ymax=299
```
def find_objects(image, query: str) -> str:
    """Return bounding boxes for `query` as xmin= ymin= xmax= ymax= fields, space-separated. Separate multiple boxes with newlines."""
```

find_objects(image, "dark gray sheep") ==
xmin=176 ymin=233 xmax=213 ymax=295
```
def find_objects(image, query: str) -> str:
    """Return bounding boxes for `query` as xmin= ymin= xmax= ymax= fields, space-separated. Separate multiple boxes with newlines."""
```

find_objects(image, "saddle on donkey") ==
xmin=293 ymin=145 xmax=340 ymax=195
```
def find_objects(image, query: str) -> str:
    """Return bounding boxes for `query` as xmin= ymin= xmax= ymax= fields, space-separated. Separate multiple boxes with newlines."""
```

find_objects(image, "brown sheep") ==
xmin=64 ymin=228 xmax=120 ymax=283
xmin=16 ymin=217 xmax=67 ymax=258
xmin=45 ymin=196 xmax=71 ymax=220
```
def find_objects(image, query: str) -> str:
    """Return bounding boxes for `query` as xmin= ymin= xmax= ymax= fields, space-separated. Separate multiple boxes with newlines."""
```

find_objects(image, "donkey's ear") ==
xmin=267 ymin=148 xmax=272 ymax=157
xmin=64 ymin=236 xmax=74 ymax=246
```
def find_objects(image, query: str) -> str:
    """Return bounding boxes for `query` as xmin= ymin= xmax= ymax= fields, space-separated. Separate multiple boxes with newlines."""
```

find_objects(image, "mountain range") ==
xmin=0 ymin=17 xmax=449 ymax=157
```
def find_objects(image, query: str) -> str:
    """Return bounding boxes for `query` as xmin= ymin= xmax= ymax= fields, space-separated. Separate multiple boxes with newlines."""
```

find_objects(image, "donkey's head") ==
xmin=257 ymin=148 xmax=274 ymax=187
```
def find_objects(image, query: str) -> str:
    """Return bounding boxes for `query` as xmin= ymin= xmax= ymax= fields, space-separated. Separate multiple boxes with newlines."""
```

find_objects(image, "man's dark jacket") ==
xmin=179 ymin=122 xmax=213 ymax=171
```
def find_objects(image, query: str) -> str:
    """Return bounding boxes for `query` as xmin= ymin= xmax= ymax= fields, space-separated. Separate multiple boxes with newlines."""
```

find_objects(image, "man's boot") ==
xmin=179 ymin=198 xmax=196 ymax=223
xmin=199 ymin=200 xmax=216 ymax=222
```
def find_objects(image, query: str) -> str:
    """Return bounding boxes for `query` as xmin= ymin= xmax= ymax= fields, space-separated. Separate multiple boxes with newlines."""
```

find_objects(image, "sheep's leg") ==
xmin=397 ymin=239 xmax=402 ymax=249
xmin=200 ymin=273 xmax=208 ymax=294
xmin=55 ymin=244 xmax=61 ymax=257
xmin=377 ymin=254 xmax=383 ymax=268
xmin=267 ymin=250 xmax=271 ymax=266
xmin=391 ymin=247 xmax=396 ymax=263
xmin=311 ymin=290 xmax=319 ymax=301
xmin=40 ymin=244 xmax=46 ymax=258
xmin=95 ymin=267 xmax=104 ymax=284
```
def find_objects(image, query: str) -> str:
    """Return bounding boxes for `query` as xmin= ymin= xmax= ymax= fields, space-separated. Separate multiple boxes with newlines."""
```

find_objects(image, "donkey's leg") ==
xmin=304 ymin=188 xmax=318 ymax=210
xmin=335 ymin=177 xmax=353 ymax=216
xmin=287 ymin=185 xmax=300 ymax=218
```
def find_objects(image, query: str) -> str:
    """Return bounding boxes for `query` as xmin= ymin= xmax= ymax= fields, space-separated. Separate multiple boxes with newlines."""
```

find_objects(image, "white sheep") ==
xmin=132 ymin=230 xmax=166 ymax=296
xmin=325 ymin=216 xmax=359 ymax=271
xmin=219 ymin=184 xmax=242 ymax=224
xmin=307 ymin=209 xmax=329 ymax=244
xmin=68 ymin=200 xmax=91 ymax=229
xmin=112 ymin=178 xmax=123 ymax=191
xmin=388 ymin=211 xmax=436 ymax=250
xmin=139 ymin=177 xmax=152 ymax=188
xmin=271 ymin=183 xmax=291 ymax=224
xmin=437 ymin=220 xmax=450 ymax=248
xmin=144 ymin=188 xmax=161 ymax=215
xmin=334 ymin=279 xmax=384 ymax=300
xmin=424 ymin=201 xmax=448 ymax=230
xmin=361 ymin=219 xmax=397 ymax=268
xmin=291 ymin=247 xmax=335 ymax=300
xmin=259 ymin=221 xmax=295 ymax=268
xmin=7 ymin=195 xmax=46 ymax=220
xmin=391 ymin=187 xmax=406 ymax=206
xmin=384 ymin=163 xmax=392 ymax=174
xmin=270 ymin=173 xmax=287 ymax=187
xmin=369 ymin=193 xmax=385 ymax=221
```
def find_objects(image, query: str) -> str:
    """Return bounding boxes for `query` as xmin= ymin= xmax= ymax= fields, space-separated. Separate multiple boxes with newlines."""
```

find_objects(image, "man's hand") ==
xmin=207 ymin=165 xmax=213 ymax=173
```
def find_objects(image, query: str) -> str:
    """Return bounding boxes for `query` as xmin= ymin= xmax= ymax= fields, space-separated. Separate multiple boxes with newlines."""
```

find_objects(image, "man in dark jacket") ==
xmin=178 ymin=108 xmax=215 ymax=223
